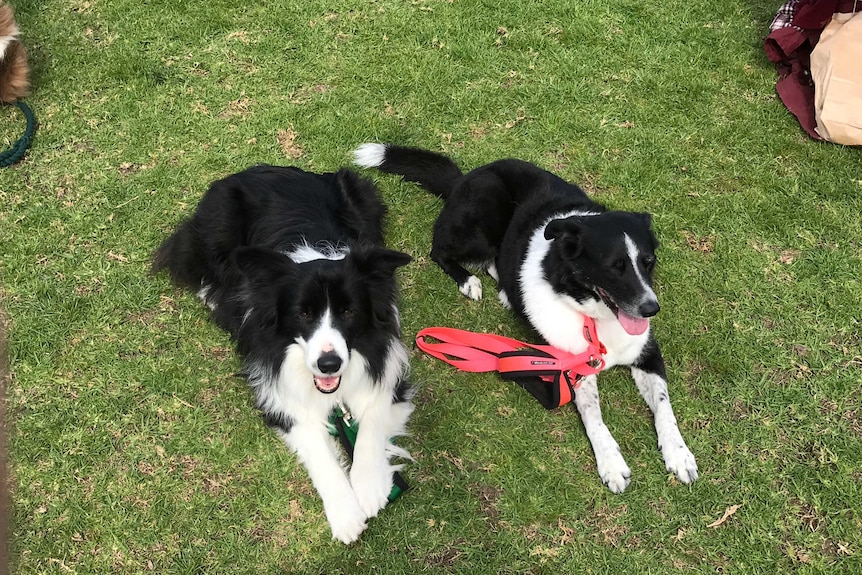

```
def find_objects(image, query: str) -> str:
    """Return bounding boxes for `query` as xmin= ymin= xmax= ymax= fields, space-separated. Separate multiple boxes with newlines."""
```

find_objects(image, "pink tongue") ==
xmin=617 ymin=311 xmax=650 ymax=335
xmin=314 ymin=376 xmax=340 ymax=392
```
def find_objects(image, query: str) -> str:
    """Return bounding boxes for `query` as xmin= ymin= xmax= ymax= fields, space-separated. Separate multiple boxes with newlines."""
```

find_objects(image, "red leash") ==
xmin=415 ymin=318 xmax=606 ymax=408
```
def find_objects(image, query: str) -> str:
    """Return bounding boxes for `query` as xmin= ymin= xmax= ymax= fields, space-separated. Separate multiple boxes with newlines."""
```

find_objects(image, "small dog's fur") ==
xmin=153 ymin=165 xmax=414 ymax=543
xmin=355 ymin=144 xmax=697 ymax=492
xmin=0 ymin=1 xmax=29 ymax=103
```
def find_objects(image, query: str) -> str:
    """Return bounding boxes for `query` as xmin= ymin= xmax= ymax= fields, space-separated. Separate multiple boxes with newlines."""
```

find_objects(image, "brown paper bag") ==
xmin=810 ymin=12 xmax=862 ymax=146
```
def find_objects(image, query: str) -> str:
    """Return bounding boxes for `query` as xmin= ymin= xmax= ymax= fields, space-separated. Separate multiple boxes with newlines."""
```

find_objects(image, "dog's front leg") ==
xmin=631 ymin=341 xmax=698 ymax=485
xmin=280 ymin=424 xmax=367 ymax=544
xmin=349 ymin=397 xmax=399 ymax=519
xmin=574 ymin=374 xmax=632 ymax=493
xmin=430 ymin=246 xmax=484 ymax=301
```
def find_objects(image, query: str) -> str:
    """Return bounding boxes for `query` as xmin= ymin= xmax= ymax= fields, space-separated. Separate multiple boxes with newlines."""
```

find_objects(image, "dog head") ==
xmin=544 ymin=211 xmax=659 ymax=335
xmin=232 ymin=245 xmax=411 ymax=394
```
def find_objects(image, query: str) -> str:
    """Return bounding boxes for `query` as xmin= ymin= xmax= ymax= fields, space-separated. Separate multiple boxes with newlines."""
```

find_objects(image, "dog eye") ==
xmin=642 ymin=256 xmax=656 ymax=271
xmin=339 ymin=308 xmax=354 ymax=318
xmin=297 ymin=310 xmax=312 ymax=320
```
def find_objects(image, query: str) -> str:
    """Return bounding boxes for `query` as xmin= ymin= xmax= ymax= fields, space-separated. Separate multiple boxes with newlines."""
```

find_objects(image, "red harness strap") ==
xmin=415 ymin=318 xmax=607 ymax=408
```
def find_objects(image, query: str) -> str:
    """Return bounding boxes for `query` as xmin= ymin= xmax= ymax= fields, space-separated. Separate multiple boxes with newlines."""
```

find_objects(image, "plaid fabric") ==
xmin=770 ymin=0 xmax=804 ymax=31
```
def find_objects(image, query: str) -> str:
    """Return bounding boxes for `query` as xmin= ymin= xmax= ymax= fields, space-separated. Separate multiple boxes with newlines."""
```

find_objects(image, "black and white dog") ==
xmin=354 ymin=144 xmax=697 ymax=493
xmin=153 ymin=165 xmax=414 ymax=543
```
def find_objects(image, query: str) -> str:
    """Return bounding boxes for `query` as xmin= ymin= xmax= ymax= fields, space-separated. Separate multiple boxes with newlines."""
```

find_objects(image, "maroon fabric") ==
xmin=763 ymin=0 xmax=858 ymax=140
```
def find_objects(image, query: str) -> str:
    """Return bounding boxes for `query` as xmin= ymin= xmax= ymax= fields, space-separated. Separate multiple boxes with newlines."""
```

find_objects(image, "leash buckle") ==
xmin=563 ymin=370 xmax=586 ymax=391
xmin=337 ymin=401 xmax=353 ymax=421
xmin=587 ymin=355 xmax=603 ymax=369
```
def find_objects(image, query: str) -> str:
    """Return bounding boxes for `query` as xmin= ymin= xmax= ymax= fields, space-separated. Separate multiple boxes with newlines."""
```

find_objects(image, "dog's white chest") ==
xmin=522 ymin=296 xmax=648 ymax=369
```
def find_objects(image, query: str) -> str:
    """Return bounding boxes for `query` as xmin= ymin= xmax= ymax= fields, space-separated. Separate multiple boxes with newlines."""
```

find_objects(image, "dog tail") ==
xmin=151 ymin=220 xmax=205 ymax=289
xmin=353 ymin=143 xmax=462 ymax=200
xmin=151 ymin=232 xmax=176 ymax=275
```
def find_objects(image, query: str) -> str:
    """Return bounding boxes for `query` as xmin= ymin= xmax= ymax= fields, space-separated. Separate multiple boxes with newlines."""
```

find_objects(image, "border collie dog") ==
xmin=354 ymin=144 xmax=697 ymax=493
xmin=153 ymin=165 xmax=414 ymax=543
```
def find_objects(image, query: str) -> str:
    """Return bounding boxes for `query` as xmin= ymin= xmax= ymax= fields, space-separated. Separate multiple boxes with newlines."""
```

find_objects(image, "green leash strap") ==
xmin=1 ymin=100 xmax=36 ymax=167
xmin=329 ymin=406 xmax=408 ymax=503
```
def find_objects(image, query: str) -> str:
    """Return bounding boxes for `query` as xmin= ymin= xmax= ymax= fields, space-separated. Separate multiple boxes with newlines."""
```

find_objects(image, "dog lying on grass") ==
xmin=355 ymin=144 xmax=697 ymax=493
xmin=154 ymin=165 xmax=414 ymax=542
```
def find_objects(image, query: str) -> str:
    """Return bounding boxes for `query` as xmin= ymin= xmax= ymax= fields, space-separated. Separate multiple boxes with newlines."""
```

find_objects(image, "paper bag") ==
xmin=810 ymin=12 xmax=862 ymax=145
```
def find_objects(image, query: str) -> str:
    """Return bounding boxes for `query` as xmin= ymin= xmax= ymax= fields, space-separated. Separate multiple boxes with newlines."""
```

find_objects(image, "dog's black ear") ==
xmin=230 ymin=247 xmax=296 ymax=285
xmin=634 ymin=212 xmax=660 ymax=248
xmin=351 ymin=247 xmax=412 ymax=278
xmin=351 ymin=247 xmax=412 ymax=327
xmin=544 ymin=218 xmax=583 ymax=258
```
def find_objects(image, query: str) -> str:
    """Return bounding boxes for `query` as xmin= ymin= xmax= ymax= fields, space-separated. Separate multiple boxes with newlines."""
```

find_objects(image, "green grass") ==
xmin=2 ymin=0 xmax=861 ymax=573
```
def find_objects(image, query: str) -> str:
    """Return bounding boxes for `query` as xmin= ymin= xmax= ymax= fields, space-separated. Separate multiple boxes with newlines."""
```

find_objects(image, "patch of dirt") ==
xmin=219 ymin=95 xmax=253 ymax=120
xmin=277 ymin=126 xmax=303 ymax=159
xmin=471 ymin=483 xmax=503 ymax=531
xmin=425 ymin=538 xmax=465 ymax=568
xmin=681 ymin=230 xmax=716 ymax=253
xmin=288 ymin=84 xmax=331 ymax=105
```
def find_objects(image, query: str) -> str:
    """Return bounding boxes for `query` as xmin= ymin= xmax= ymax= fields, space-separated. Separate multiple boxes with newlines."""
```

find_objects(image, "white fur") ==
xmin=459 ymin=275 xmax=483 ymax=300
xmin=497 ymin=289 xmax=511 ymax=310
xmin=288 ymin=242 xmax=349 ymax=264
xmin=517 ymin=212 xmax=695 ymax=491
xmin=631 ymin=368 xmax=698 ymax=484
xmin=624 ymin=234 xmax=658 ymax=307
xmin=352 ymin=143 xmax=387 ymax=168
xmin=574 ymin=375 xmax=631 ymax=493
xmin=196 ymin=284 xmax=217 ymax=310
xmin=486 ymin=262 xmax=499 ymax=282
xmin=240 ymin=307 xmax=254 ymax=327
xmin=0 ymin=38 xmax=13 ymax=60
xmin=279 ymin=425 xmax=367 ymax=542
xmin=0 ymin=24 xmax=19 ymax=61
xmin=252 ymin=338 xmax=412 ymax=543
xmin=301 ymin=310 xmax=350 ymax=377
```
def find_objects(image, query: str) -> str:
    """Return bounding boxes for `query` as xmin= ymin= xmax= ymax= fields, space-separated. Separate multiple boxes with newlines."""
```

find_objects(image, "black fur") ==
xmin=153 ymin=165 xmax=412 ymax=430
xmin=154 ymin=164 xmax=419 ymax=542
xmin=361 ymin=145 xmax=658 ymax=327
xmin=356 ymin=144 xmax=698 ymax=492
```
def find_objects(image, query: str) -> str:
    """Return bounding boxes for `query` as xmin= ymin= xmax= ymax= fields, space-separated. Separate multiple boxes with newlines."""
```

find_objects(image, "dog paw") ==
xmin=459 ymin=276 xmax=482 ymax=300
xmin=597 ymin=450 xmax=632 ymax=494
xmin=662 ymin=443 xmax=698 ymax=485
xmin=324 ymin=494 xmax=367 ymax=544
xmin=350 ymin=460 xmax=393 ymax=519
xmin=498 ymin=290 xmax=512 ymax=309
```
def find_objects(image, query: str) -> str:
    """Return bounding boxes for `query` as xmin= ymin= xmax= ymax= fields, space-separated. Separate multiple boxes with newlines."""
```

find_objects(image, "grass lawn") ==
xmin=2 ymin=0 xmax=861 ymax=573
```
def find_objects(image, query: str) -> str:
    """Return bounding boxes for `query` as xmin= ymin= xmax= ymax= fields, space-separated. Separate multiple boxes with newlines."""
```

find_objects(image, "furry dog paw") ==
xmin=662 ymin=443 xmax=698 ymax=485
xmin=458 ymin=275 xmax=483 ymax=300
xmin=325 ymin=494 xmax=368 ymax=544
xmin=350 ymin=459 xmax=393 ymax=519
xmin=597 ymin=450 xmax=632 ymax=494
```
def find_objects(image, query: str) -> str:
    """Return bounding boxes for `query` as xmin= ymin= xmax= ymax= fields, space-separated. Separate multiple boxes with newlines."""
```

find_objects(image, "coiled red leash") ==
xmin=415 ymin=318 xmax=606 ymax=409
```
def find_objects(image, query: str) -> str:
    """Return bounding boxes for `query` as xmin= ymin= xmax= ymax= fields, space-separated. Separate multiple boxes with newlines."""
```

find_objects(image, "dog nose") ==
xmin=317 ymin=353 xmax=342 ymax=374
xmin=639 ymin=300 xmax=660 ymax=318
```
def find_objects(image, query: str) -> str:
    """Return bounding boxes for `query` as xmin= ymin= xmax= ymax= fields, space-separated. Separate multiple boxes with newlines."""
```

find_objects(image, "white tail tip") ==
xmin=353 ymin=143 xmax=387 ymax=168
